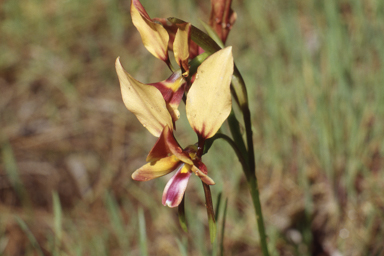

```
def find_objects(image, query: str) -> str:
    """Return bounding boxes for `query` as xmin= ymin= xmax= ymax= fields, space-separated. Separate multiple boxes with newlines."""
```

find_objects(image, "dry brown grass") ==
xmin=1 ymin=0 xmax=384 ymax=255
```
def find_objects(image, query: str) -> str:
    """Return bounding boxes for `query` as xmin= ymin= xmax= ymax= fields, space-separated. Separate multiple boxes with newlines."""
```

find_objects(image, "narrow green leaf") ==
xmin=52 ymin=192 xmax=62 ymax=241
xmin=215 ymin=192 xmax=222 ymax=221
xmin=2 ymin=142 xmax=28 ymax=205
xmin=202 ymin=182 xmax=216 ymax=243
xmin=189 ymin=52 xmax=209 ymax=77
xmin=138 ymin=207 xmax=148 ymax=256
xmin=228 ymin=110 xmax=249 ymax=173
xmin=176 ymin=238 xmax=188 ymax=256
xmin=52 ymin=191 xmax=62 ymax=256
xmin=14 ymin=216 xmax=44 ymax=256
xmin=220 ymin=199 xmax=228 ymax=256
xmin=105 ymin=191 xmax=128 ymax=250
xmin=199 ymin=19 xmax=225 ymax=48
xmin=168 ymin=17 xmax=221 ymax=54
xmin=178 ymin=196 xmax=188 ymax=232
xmin=208 ymin=214 xmax=217 ymax=244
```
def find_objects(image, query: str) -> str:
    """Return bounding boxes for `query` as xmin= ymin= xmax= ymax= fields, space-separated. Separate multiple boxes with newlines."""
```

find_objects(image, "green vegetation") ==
xmin=1 ymin=0 xmax=383 ymax=255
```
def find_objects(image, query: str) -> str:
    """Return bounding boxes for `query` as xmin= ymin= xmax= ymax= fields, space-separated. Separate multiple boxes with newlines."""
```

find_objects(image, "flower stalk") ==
xmin=116 ymin=0 xmax=269 ymax=254
xmin=170 ymin=14 xmax=270 ymax=256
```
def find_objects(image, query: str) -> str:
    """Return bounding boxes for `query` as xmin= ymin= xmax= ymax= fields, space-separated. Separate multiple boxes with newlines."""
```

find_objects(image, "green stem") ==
xmin=227 ymin=110 xmax=249 ymax=170
xmin=248 ymin=175 xmax=269 ymax=256
xmin=172 ymin=16 xmax=270 ymax=255
xmin=210 ymin=133 xmax=247 ymax=174
xmin=212 ymin=133 xmax=269 ymax=255
xmin=243 ymin=107 xmax=255 ymax=177
xmin=202 ymin=182 xmax=217 ymax=243
xmin=232 ymin=58 xmax=269 ymax=256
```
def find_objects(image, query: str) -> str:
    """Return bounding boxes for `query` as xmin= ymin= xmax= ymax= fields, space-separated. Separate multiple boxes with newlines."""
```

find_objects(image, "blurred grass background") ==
xmin=1 ymin=0 xmax=383 ymax=255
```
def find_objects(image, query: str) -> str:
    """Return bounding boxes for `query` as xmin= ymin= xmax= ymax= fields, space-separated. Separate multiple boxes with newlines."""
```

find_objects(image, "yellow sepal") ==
xmin=186 ymin=47 xmax=233 ymax=139
xmin=115 ymin=57 xmax=173 ymax=137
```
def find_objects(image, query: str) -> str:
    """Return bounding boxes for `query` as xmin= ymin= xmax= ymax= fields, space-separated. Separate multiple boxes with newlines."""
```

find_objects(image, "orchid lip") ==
xmin=162 ymin=163 xmax=192 ymax=208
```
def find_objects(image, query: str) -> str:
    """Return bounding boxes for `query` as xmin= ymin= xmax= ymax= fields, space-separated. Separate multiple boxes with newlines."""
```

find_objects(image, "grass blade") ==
xmin=220 ymin=199 xmax=228 ymax=256
xmin=14 ymin=216 xmax=44 ymax=256
xmin=138 ymin=207 xmax=148 ymax=256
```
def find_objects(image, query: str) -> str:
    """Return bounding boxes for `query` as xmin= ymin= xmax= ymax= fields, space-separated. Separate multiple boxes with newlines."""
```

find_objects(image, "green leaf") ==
xmin=2 ymin=142 xmax=28 ymax=205
xmin=215 ymin=192 xmax=222 ymax=221
xmin=138 ymin=207 xmax=148 ymax=256
xmin=199 ymin=19 xmax=225 ymax=48
xmin=208 ymin=214 xmax=217 ymax=244
xmin=168 ymin=17 xmax=221 ymax=54
xmin=176 ymin=238 xmax=188 ymax=256
xmin=52 ymin=192 xmax=62 ymax=256
xmin=202 ymin=182 xmax=216 ymax=243
xmin=189 ymin=52 xmax=210 ymax=77
xmin=178 ymin=196 xmax=188 ymax=232
xmin=220 ymin=199 xmax=228 ymax=256
xmin=14 ymin=216 xmax=44 ymax=256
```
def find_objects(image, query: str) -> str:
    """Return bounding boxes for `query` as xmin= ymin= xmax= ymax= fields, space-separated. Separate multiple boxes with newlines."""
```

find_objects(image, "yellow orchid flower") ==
xmin=131 ymin=0 xmax=192 ymax=74
xmin=118 ymin=0 xmax=195 ymax=127
xmin=131 ymin=0 xmax=170 ymax=65
xmin=117 ymin=46 xmax=234 ymax=207
xmin=132 ymin=126 xmax=215 ymax=207
xmin=114 ymin=0 xmax=235 ymax=209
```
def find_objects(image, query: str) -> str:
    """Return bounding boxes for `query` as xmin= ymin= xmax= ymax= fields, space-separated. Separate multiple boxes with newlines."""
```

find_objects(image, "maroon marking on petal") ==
xmin=150 ymin=72 xmax=183 ymax=102
xmin=146 ymin=127 xmax=173 ymax=161
xmin=194 ymin=160 xmax=208 ymax=175
xmin=162 ymin=164 xmax=192 ymax=208
xmin=132 ymin=0 xmax=151 ymax=20
xmin=153 ymin=18 xmax=178 ymax=51
xmin=169 ymin=83 xmax=185 ymax=106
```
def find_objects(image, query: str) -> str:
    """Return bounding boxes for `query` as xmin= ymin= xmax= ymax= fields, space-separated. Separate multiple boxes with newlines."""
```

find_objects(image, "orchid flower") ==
xmin=125 ymin=0 xmax=195 ymax=126
xmin=116 ymin=40 xmax=233 ymax=207
xmin=131 ymin=125 xmax=215 ymax=207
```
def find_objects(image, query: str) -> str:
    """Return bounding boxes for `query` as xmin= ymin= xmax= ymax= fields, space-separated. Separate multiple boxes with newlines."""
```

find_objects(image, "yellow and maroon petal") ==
xmin=132 ymin=155 xmax=180 ymax=181
xmin=146 ymin=125 xmax=180 ymax=162
xmin=146 ymin=126 xmax=193 ymax=165
xmin=150 ymin=70 xmax=186 ymax=123
xmin=115 ymin=58 xmax=173 ymax=137
xmin=191 ymin=165 xmax=215 ymax=185
xmin=173 ymin=23 xmax=191 ymax=75
xmin=186 ymin=47 xmax=233 ymax=139
xmin=131 ymin=0 xmax=170 ymax=63
xmin=162 ymin=163 xmax=192 ymax=207
xmin=154 ymin=18 xmax=202 ymax=60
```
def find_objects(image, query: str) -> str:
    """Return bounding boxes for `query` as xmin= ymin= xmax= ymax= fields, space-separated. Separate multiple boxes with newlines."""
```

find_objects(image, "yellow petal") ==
xmin=132 ymin=155 xmax=180 ymax=181
xmin=173 ymin=23 xmax=191 ymax=75
xmin=150 ymin=70 xmax=186 ymax=123
xmin=146 ymin=126 xmax=193 ymax=165
xmin=186 ymin=47 xmax=233 ymax=139
xmin=131 ymin=0 xmax=169 ymax=63
xmin=191 ymin=165 xmax=215 ymax=185
xmin=115 ymin=57 xmax=173 ymax=137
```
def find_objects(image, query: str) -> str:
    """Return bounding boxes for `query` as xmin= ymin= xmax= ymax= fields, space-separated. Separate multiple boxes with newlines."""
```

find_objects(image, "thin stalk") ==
xmin=210 ymin=132 xmax=268 ymax=255
xmin=248 ymin=175 xmax=269 ymax=256
xmin=210 ymin=133 xmax=247 ymax=173
xmin=171 ymin=16 xmax=269 ymax=255
xmin=232 ymin=57 xmax=269 ymax=256
xmin=202 ymin=182 xmax=216 ymax=243
xmin=212 ymin=132 xmax=269 ymax=255
xmin=220 ymin=199 xmax=228 ymax=256
xmin=239 ymin=76 xmax=270 ymax=256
